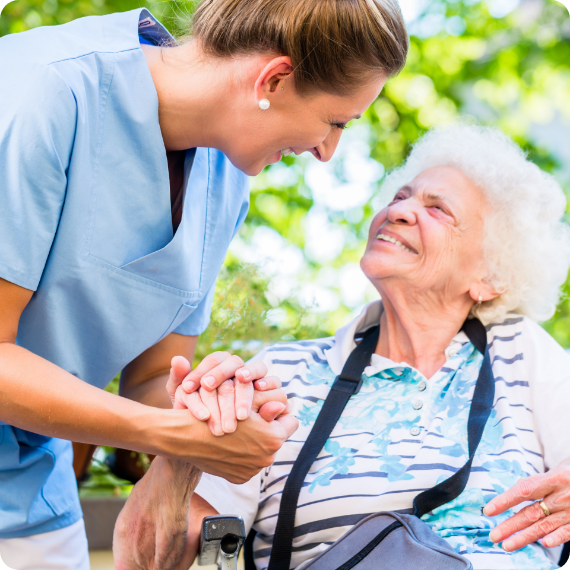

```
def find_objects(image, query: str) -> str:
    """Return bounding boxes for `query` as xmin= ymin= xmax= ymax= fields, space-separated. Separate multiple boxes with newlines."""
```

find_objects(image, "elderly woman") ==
xmin=116 ymin=124 xmax=570 ymax=570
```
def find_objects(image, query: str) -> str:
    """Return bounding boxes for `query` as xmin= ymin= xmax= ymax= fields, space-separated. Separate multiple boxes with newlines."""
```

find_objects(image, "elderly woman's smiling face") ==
xmin=361 ymin=166 xmax=494 ymax=306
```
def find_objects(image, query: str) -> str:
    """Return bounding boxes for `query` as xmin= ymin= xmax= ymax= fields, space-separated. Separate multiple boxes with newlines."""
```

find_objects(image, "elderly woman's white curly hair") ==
xmin=377 ymin=122 xmax=570 ymax=324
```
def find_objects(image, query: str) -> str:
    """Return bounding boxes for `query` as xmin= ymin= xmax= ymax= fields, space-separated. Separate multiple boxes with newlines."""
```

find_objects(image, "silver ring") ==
xmin=539 ymin=500 xmax=551 ymax=517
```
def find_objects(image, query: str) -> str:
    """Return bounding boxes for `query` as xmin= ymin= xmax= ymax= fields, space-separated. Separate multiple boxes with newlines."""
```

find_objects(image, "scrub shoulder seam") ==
xmin=46 ymin=47 xmax=141 ymax=67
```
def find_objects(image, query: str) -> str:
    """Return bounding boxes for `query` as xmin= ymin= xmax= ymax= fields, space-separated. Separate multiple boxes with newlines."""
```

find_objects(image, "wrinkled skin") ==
xmin=485 ymin=458 xmax=570 ymax=551
xmin=166 ymin=351 xmax=281 ymax=435
xmin=113 ymin=457 xmax=202 ymax=570
xmin=360 ymin=165 xmax=496 ymax=378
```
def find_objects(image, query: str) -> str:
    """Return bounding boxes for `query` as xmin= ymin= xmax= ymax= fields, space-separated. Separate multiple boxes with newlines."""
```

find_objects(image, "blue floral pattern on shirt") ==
xmin=297 ymin=341 xmax=557 ymax=569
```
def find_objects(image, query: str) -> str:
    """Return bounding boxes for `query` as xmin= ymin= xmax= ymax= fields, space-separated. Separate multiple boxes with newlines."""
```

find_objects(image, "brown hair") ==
xmin=191 ymin=0 xmax=409 ymax=96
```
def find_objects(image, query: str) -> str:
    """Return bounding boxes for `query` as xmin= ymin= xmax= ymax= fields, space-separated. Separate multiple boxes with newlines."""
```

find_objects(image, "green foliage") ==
xmin=247 ymin=0 xmax=570 ymax=342
xmin=195 ymin=263 xmax=328 ymax=364
xmin=78 ymin=448 xmax=134 ymax=498
xmin=0 ymin=0 xmax=195 ymax=36
xmin=105 ymin=373 xmax=120 ymax=395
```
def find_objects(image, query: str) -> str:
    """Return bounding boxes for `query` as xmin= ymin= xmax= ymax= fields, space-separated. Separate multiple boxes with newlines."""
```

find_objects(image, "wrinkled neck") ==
xmin=375 ymin=286 xmax=473 ymax=379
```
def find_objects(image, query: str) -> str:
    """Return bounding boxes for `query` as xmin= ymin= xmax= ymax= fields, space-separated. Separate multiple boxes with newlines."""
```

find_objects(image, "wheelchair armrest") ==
xmin=198 ymin=515 xmax=246 ymax=566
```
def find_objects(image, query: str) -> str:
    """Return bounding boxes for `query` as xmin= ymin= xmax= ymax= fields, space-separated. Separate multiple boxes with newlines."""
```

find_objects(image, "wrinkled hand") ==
xmin=166 ymin=352 xmax=272 ymax=435
xmin=113 ymin=457 xmax=201 ymax=570
xmin=484 ymin=458 xmax=570 ymax=551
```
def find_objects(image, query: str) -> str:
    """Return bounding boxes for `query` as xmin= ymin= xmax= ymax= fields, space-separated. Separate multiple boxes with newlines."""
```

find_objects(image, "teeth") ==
xmin=376 ymin=233 xmax=414 ymax=254
xmin=281 ymin=148 xmax=293 ymax=156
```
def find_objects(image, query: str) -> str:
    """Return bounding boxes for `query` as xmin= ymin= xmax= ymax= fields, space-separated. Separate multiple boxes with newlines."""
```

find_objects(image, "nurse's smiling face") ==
xmin=231 ymin=64 xmax=387 ymax=175
xmin=144 ymin=45 xmax=387 ymax=176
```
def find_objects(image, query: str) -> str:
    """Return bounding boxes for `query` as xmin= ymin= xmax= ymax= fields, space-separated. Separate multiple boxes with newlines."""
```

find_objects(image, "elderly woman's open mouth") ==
xmin=375 ymin=229 xmax=418 ymax=254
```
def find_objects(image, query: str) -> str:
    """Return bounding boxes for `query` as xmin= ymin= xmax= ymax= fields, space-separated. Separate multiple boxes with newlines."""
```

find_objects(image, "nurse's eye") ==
xmin=330 ymin=121 xmax=348 ymax=130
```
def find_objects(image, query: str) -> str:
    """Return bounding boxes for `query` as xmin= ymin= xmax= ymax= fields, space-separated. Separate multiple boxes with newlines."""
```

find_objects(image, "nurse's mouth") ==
xmin=281 ymin=148 xmax=293 ymax=157
xmin=268 ymin=150 xmax=282 ymax=165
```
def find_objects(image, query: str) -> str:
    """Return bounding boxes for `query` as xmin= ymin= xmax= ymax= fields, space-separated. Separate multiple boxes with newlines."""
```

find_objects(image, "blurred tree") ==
xmin=242 ymin=0 xmax=570 ymax=342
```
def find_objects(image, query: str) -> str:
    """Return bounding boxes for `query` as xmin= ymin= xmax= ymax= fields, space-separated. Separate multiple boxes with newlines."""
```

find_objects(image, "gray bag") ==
xmin=299 ymin=512 xmax=471 ymax=570
xmin=264 ymin=319 xmax=493 ymax=570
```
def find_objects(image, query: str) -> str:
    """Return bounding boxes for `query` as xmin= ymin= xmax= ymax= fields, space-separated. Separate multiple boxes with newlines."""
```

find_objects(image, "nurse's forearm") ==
xmin=119 ymin=332 xmax=198 ymax=409
xmin=0 ymin=342 xmax=182 ymax=453
xmin=0 ymin=342 xmax=297 ymax=483
xmin=121 ymin=373 xmax=172 ymax=409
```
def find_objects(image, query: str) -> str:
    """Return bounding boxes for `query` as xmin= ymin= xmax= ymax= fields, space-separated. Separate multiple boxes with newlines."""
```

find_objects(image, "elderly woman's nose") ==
xmin=386 ymin=200 xmax=417 ymax=225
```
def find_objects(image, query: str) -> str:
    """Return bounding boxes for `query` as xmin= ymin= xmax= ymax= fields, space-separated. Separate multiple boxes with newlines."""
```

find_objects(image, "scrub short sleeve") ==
xmin=173 ymin=278 xmax=217 ymax=336
xmin=0 ymin=62 xmax=76 ymax=291
xmin=173 ymin=194 xmax=250 ymax=337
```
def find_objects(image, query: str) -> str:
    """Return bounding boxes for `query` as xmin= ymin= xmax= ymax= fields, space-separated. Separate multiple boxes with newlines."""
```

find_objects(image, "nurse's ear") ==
xmin=254 ymin=56 xmax=294 ymax=107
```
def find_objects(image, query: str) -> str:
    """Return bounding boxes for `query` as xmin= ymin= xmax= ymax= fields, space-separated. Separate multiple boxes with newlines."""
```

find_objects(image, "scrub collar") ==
xmin=138 ymin=9 xmax=178 ymax=47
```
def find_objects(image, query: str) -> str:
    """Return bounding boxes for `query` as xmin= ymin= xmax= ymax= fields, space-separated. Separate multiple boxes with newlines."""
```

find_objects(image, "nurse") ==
xmin=0 ymin=0 xmax=409 ymax=568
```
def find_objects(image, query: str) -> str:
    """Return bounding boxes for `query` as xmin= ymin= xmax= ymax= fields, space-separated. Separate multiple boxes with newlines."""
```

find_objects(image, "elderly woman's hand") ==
xmin=113 ymin=456 xmax=201 ymax=570
xmin=484 ymin=458 xmax=570 ymax=551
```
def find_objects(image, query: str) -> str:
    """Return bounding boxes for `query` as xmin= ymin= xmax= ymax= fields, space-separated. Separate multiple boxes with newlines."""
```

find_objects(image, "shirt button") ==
xmin=449 ymin=348 xmax=458 ymax=357
xmin=410 ymin=427 xmax=421 ymax=437
xmin=418 ymin=380 xmax=427 ymax=392
xmin=413 ymin=400 xmax=423 ymax=410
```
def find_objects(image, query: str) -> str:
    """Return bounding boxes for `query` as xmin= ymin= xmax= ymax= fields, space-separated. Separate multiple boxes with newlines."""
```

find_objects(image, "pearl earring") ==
xmin=477 ymin=295 xmax=482 ymax=306
xmin=259 ymin=99 xmax=270 ymax=110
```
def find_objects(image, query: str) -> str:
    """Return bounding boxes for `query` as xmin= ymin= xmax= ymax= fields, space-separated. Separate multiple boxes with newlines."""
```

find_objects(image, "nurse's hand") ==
xmin=166 ymin=352 xmax=280 ymax=435
xmin=114 ymin=402 xmax=297 ymax=570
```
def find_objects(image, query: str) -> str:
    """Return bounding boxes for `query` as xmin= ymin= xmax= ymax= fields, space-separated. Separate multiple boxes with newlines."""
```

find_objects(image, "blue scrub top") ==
xmin=0 ymin=9 xmax=249 ymax=538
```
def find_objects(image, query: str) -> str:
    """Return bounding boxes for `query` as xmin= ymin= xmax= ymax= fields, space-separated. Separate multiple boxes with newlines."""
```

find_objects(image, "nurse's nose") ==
xmin=292 ymin=127 xmax=343 ymax=162
xmin=312 ymin=128 xmax=343 ymax=162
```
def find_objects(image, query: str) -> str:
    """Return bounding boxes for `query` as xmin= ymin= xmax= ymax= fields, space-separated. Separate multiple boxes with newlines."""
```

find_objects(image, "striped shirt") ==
xmin=196 ymin=301 xmax=570 ymax=570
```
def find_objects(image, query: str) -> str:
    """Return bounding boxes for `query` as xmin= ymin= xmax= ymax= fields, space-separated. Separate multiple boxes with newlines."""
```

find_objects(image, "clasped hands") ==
xmin=166 ymin=351 xmax=290 ymax=436
xmin=113 ymin=352 xmax=296 ymax=570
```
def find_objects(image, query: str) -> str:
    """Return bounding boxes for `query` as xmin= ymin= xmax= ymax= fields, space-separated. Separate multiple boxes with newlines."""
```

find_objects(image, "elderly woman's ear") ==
xmin=469 ymin=284 xmax=500 ymax=307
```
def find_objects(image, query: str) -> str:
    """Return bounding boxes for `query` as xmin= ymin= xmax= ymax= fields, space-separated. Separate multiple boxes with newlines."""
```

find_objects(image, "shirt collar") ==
xmin=324 ymin=300 xmax=470 ymax=376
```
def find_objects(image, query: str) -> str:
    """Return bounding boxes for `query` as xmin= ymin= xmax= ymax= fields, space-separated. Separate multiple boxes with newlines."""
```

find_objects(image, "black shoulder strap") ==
xmin=413 ymin=318 xmax=494 ymax=517
xmin=244 ymin=527 xmax=257 ymax=570
xmin=267 ymin=318 xmax=494 ymax=570
xmin=267 ymin=326 xmax=380 ymax=570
